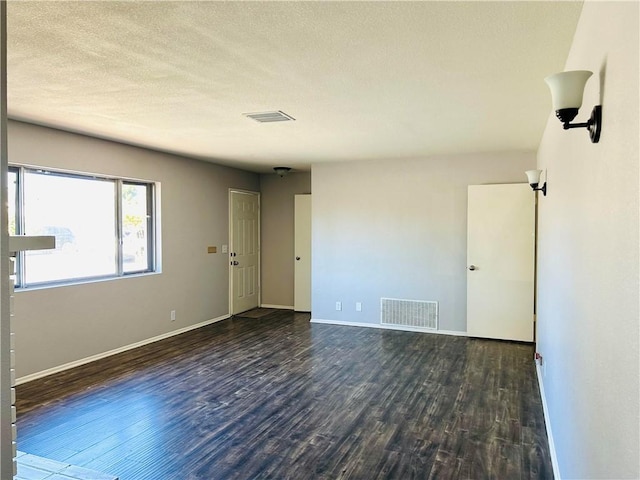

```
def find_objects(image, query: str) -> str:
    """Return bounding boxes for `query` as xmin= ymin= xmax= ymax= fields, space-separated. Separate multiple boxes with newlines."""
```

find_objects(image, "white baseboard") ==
xmin=310 ymin=318 xmax=467 ymax=337
xmin=536 ymin=363 xmax=561 ymax=480
xmin=16 ymin=314 xmax=230 ymax=385
xmin=261 ymin=304 xmax=294 ymax=310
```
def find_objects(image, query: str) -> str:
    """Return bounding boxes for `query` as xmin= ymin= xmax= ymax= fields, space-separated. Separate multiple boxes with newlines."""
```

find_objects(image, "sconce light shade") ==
xmin=525 ymin=169 xmax=547 ymax=196
xmin=274 ymin=167 xmax=291 ymax=177
xmin=544 ymin=70 xmax=601 ymax=143
xmin=544 ymin=70 xmax=592 ymax=122
xmin=525 ymin=169 xmax=542 ymax=185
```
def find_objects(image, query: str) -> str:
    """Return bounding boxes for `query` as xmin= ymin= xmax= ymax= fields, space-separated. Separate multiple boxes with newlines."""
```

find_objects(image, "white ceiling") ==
xmin=7 ymin=1 xmax=583 ymax=173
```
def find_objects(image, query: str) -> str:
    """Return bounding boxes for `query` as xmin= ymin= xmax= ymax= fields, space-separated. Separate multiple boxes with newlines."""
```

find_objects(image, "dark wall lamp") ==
xmin=526 ymin=170 xmax=547 ymax=196
xmin=545 ymin=70 xmax=601 ymax=143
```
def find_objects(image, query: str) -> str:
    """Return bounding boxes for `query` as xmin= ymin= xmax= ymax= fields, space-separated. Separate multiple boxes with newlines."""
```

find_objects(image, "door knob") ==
xmin=232 ymin=261 xmax=239 ymax=266
xmin=296 ymin=256 xmax=301 ymax=261
xmin=468 ymin=265 xmax=477 ymax=271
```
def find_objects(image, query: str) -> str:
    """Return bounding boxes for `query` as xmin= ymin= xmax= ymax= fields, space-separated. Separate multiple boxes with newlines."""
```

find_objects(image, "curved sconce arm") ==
xmin=561 ymin=105 xmax=602 ymax=143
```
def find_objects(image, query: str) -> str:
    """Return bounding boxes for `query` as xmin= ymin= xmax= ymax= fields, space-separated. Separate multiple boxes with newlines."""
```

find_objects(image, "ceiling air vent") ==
xmin=243 ymin=111 xmax=296 ymax=123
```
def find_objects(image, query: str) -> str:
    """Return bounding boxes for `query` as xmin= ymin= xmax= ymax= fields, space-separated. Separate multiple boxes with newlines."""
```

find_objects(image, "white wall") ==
xmin=10 ymin=121 xmax=259 ymax=378
xmin=260 ymin=172 xmax=311 ymax=308
xmin=536 ymin=2 xmax=639 ymax=478
xmin=311 ymin=152 xmax=535 ymax=331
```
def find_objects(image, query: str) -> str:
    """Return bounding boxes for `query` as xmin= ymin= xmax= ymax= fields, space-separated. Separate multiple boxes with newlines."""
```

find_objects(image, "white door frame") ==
xmin=228 ymin=189 xmax=261 ymax=315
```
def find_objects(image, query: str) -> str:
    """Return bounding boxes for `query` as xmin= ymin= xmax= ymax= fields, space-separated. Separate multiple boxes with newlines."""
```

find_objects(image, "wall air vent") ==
xmin=243 ymin=111 xmax=296 ymax=123
xmin=381 ymin=298 xmax=438 ymax=330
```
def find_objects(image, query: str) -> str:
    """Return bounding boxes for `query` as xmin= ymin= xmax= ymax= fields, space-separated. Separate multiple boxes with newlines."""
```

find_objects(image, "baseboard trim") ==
xmin=16 ymin=314 xmax=231 ymax=385
xmin=536 ymin=363 xmax=561 ymax=480
xmin=310 ymin=318 xmax=467 ymax=337
xmin=260 ymin=304 xmax=294 ymax=310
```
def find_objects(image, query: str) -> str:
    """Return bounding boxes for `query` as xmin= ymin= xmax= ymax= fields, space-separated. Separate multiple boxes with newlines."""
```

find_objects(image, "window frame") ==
xmin=120 ymin=179 xmax=156 ymax=276
xmin=10 ymin=165 xmax=158 ymax=289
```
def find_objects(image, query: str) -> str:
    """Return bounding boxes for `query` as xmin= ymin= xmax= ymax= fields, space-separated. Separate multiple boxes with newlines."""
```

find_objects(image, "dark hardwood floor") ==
xmin=16 ymin=310 xmax=552 ymax=479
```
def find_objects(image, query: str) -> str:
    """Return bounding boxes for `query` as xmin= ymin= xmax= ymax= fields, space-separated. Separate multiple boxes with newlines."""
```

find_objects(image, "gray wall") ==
xmin=311 ymin=152 xmax=535 ymax=332
xmin=259 ymin=172 xmax=311 ymax=308
xmin=10 ymin=121 xmax=259 ymax=378
xmin=536 ymin=2 xmax=639 ymax=478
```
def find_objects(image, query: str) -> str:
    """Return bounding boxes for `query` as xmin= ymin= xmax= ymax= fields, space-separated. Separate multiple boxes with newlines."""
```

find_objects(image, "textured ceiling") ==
xmin=7 ymin=1 xmax=583 ymax=173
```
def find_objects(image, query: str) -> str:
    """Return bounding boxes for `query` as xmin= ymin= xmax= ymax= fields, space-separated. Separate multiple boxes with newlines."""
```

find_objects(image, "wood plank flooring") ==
xmin=16 ymin=310 xmax=552 ymax=479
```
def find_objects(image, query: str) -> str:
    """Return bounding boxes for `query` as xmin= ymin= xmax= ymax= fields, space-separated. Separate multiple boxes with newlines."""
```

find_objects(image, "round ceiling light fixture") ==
xmin=274 ymin=167 xmax=291 ymax=177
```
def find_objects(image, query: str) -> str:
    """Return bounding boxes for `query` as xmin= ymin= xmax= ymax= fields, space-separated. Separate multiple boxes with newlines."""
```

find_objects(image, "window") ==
xmin=10 ymin=166 xmax=156 ymax=287
xmin=122 ymin=182 xmax=154 ymax=274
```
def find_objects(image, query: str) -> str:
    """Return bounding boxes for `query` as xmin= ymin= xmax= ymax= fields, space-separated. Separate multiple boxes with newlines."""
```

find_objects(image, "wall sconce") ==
xmin=273 ymin=167 xmax=291 ymax=177
xmin=526 ymin=170 xmax=546 ymax=196
xmin=544 ymin=70 xmax=601 ymax=143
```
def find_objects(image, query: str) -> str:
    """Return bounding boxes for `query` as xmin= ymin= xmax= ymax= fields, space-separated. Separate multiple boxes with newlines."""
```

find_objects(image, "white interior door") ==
xmin=294 ymin=194 xmax=311 ymax=312
xmin=467 ymin=183 xmax=535 ymax=341
xmin=230 ymin=190 xmax=260 ymax=315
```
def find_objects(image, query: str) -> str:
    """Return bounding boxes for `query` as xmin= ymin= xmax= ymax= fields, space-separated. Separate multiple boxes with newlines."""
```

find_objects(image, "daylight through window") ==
xmin=10 ymin=166 xmax=156 ymax=287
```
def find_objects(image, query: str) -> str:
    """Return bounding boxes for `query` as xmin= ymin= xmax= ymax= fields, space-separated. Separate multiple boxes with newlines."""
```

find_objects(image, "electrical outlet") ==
xmin=335 ymin=301 xmax=342 ymax=311
xmin=356 ymin=302 xmax=362 ymax=312
xmin=170 ymin=310 xmax=176 ymax=321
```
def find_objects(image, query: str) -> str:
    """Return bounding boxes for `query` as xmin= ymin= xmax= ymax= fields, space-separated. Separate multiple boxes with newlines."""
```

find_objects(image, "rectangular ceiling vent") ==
xmin=381 ymin=298 xmax=438 ymax=330
xmin=243 ymin=110 xmax=296 ymax=123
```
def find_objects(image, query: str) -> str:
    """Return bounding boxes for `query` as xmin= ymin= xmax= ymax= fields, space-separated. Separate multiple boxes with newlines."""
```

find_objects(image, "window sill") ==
xmin=14 ymin=270 xmax=162 ymax=292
